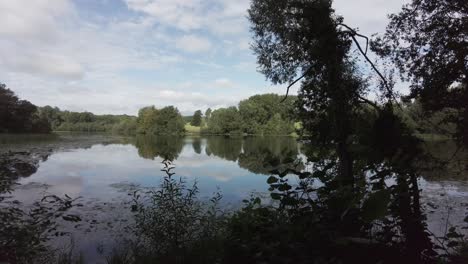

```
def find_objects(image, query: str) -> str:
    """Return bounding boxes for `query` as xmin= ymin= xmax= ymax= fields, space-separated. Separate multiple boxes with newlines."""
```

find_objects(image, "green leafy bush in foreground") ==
xmin=116 ymin=159 xmax=226 ymax=264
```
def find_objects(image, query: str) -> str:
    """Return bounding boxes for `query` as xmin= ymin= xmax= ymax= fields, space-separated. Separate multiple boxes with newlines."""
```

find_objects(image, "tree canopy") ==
xmin=206 ymin=94 xmax=297 ymax=135
xmin=136 ymin=106 xmax=185 ymax=135
xmin=247 ymin=0 xmax=438 ymax=261
xmin=190 ymin=110 xmax=203 ymax=126
xmin=372 ymin=0 xmax=468 ymax=145
xmin=0 ymin=83 xmax=50 ymax=133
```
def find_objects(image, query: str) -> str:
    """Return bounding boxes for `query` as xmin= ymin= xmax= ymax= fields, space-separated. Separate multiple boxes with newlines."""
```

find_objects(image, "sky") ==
xmin=0 ymin=0 xmax=408 ymax=115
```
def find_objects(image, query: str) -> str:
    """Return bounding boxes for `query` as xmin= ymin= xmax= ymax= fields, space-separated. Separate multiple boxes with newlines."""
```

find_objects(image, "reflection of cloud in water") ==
xmin=10 ymin=138 xmax=301 ymax=204
xmin=12 ymin=176 xmax=83 ymax=203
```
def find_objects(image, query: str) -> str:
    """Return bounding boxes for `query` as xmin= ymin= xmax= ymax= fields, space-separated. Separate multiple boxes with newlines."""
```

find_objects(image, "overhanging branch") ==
xmin=338 ymin=23 xmax=397 ymax=104
xmin=281 ymin=68 xmax=312 ymax=102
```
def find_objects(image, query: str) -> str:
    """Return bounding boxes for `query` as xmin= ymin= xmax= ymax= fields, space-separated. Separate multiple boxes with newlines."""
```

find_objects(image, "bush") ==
xmin=126 ymin=160 xmax=226 ymax=263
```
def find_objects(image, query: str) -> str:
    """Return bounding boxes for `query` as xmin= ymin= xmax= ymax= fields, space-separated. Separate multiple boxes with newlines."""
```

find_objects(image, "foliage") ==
xmin=204 ymin=108 xmax=212 ymax=121
xmin=0 ymin=83 xmax=51 ymax=134
xmin=0 ymin=194 xmax=82 ymax=263
xmin=111 ymin=118 xmax=137 ymax=135
xmin=136 ymin=106 xmax=185 ymax=135
xmin=238 ymin=94 xmax=296 ymax=134
xmin=246 ymin=0 xmax=447 ymax=262
xmin=128 ymin=160 xmax=226 ymax=263
xmin=207 ymin=107 xmax=243 ymax=135
xmin=372 ymin=0 xmax=468 ymax=146
xmin=190 ymin=110 xmax=203 ymax=126
xmin=205 ymin=94 xmax=297 ymax=135
xmin=38 ymin=105 xmax=137 ymax=134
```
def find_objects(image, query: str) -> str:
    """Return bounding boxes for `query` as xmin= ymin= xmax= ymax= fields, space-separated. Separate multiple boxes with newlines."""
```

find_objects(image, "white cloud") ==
xmin=214 ymin=78 xmax=234 ymax=88
xmin=0 ymin=0 xmax=74 ymax=40
xmin=125 ymin=0 xmax=204 ymax=31
xmin=334 ymin=0 xmax=408 ymax=35
xmin=176 ymin=35 xmax=212 ymax=53
xmin=0 ymin=0 xmax=410 ymax=115
xmin=124 ymin=0 xmax=250 ymax=36
xmin=1 ymin=52 xmax=84 ymax=80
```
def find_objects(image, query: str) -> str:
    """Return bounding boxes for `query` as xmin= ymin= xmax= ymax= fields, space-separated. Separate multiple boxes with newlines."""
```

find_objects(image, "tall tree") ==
xmin=205 ymin=108 xmax=212 ymax=121
xmin=208 ymin=107 xmax=242 ymax=134
xmin=137 ymin=106 xmax=159 ymax=134
xmin=248 ymin=0 xmax=436 ymax=261
xmin=248 ymin=0 xmax=364 ymax=186
xmin=191 ymin=110 xmax=203 ymax=126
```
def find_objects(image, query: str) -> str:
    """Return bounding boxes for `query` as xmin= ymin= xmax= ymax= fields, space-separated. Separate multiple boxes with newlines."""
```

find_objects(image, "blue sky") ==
xmin=0 ymin=0 xmax=407 ymax=115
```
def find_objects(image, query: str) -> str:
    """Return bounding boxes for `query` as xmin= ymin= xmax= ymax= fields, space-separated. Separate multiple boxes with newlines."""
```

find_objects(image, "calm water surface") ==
xmin=2 ymin=134 xmax=468 ymax=262
xmin=13 ymin=135 xmax=302 ymax=202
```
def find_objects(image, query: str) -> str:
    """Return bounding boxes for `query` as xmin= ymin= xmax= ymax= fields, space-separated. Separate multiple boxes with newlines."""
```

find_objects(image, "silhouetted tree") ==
xmin=0 ymin=83 xmax=51 ymax=133
xmin=248 ymin=0 xmax=437 ymax=262
xmin=372 ymin=0 xmax=468 ymax=146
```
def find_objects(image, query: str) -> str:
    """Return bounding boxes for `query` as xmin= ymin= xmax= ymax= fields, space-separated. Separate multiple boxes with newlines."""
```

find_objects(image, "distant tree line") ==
xmin=37 ymin=105 xmax=137 ymax=135
xmin=0 ymin=83 xmax=50 ymax=133
xmin=203 ymin=94 xmax=298 ymax=135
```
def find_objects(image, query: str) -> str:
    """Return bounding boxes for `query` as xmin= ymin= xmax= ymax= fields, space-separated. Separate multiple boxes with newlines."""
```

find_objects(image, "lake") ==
xmin=1 ymin=133 xmax=467 ymax=262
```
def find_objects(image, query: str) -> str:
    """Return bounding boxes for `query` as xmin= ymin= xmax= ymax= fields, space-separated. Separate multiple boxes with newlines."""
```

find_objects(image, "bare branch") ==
xmin=338 ymin=23 xmax=369 ymax=55
xmin=357 ymin=95 xmax=381 ymax=112
xmin=281 ymin=68 xmax=312 ymax=102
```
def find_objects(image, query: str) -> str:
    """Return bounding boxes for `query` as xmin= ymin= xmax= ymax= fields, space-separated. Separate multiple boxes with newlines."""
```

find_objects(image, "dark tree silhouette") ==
xmin=372 ymin=0 xmax=468 ymax=146
xmin=0 ymin=83 xmax=51 ymax=133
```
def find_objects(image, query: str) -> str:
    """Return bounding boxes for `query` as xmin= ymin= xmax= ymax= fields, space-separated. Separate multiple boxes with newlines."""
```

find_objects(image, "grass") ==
xmin=415 ymin=133 xmax=452 ymax=141
xmin=184 ymin=123 xmax=201 ymax=134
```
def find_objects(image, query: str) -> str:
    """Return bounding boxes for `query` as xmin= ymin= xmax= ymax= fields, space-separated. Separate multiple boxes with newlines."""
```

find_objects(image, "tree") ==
xmin=238 ymin=94 xmax=295 ymax=134
xmin=205 ymin=108 xmax=212 ymax=121
xmin=248 ymin=0 xmax=436 ymax=261
xmin=372 ymin=0 xmax=468 ymax=146
xmin=249 ymin=0 xmax=363 ymax=185
xmin=137 ymin=106 xmax=159 ymax=134
xmin=207 ymin=107 xmax=242 ymax=134
xmin=0 ymin=83 xmax=51 ymax=133
xmin=191 ymin=110 xmax=203 ymax=126
xmin=38 ymin=106 xmax=63 ymax=129
xmin=152 ymin=106 xmax=185 ymax=135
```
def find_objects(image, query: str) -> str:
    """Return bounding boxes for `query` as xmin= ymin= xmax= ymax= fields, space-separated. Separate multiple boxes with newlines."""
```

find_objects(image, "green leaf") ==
xmin=267 ymin=176 xmax=279 ymax=184
xmin=447 ymin=241 xmax=459 ymax=248
xmin=278 ymin=183 xmax=292 ymax=192
xmin=254 ymin=197 xmax=261 ymax=205
xmin=362 ymin=190 xmax=391 ymax=222
xmin=270 ymin=193 xmax=282 ymax=200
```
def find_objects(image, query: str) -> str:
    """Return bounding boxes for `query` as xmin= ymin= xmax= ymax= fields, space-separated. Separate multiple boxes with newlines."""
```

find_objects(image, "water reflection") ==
xmin=205 ymin=136 xmax=243 ymax=162
xmin=0 ymin=135 xmax=305 ymax=204
xmin=1 ymin=135 xmax=467 ymax=262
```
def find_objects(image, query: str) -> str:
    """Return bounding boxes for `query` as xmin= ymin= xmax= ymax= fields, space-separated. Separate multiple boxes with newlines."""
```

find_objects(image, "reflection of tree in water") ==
xmin=192 ymin=137 xmax=202 ymax=154
xmin=0 ymin=151 xmax=81 ymax=263
xmin=205 ymin=136 xmax=243 ymax=162
xmin=417 ymin=139 xmax=468 ymax=181
xmin=0 ymin=151 xmax=49 ymax=197
xmin=134 ymin=135 xmax=184 ymax=161
xmin=238 ymin=137 xmax=302 ymax=175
